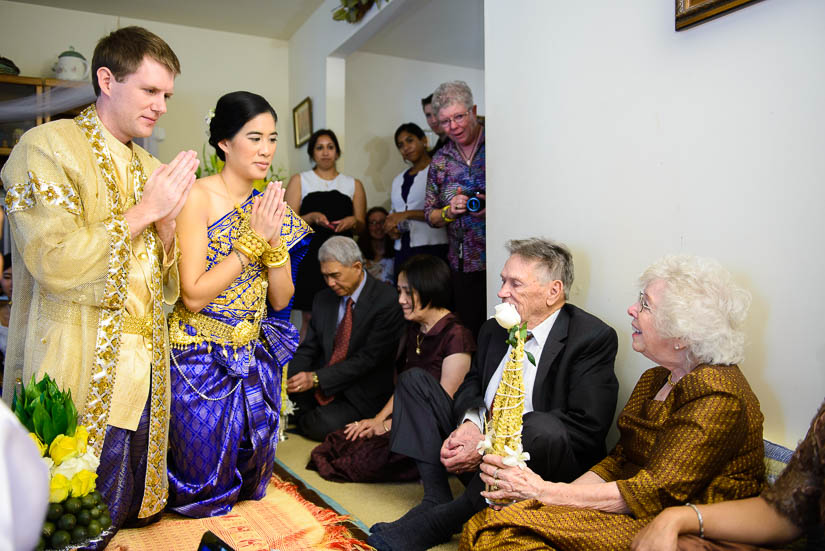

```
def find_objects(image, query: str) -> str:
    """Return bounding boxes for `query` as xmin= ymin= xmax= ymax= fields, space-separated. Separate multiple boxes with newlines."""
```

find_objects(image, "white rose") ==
xmin=75 ymin=449 xmax=100 ymax=473
xmin=493 ymin=303 xmax=521 ymax=329
xmin=42 ymin=456 xmax=54 ymax=475
xmin=53 ymin=456 xmax=83 ymax=480
xmin=53 ymin=450 xmax=99 ymax=481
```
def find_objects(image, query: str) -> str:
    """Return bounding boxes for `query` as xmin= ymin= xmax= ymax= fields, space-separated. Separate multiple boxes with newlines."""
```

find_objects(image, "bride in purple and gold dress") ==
xmin=166 ymin=91 xmax=311 ymax=517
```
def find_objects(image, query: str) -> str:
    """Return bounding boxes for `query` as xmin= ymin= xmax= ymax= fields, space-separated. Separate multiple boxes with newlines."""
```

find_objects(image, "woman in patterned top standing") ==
xmin=166 ymin=91 xmax=310 ymax=517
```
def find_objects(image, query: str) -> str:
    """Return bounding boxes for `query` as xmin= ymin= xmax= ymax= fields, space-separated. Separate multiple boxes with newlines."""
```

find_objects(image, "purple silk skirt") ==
xmin=167 ymin=315 xmax=298 ymax=518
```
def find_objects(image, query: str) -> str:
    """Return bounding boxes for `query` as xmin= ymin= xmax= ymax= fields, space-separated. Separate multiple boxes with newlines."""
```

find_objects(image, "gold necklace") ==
xmin=415 ymin=332 xmax=424 ymax=355
xmin=218 ymin=172 xmax=241 ymax=210
xmin=667 ymin=372 xmax=677 ymax=386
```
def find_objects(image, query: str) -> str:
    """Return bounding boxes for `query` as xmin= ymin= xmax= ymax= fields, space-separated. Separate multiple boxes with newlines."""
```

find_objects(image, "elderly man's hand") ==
xmin=439 ymin=421 xmax=484 ymax=473
xmin=286 ymin=371 xmax=314 ymax=394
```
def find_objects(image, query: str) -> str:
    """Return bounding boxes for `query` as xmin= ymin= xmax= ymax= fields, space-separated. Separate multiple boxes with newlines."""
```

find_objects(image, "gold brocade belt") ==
xmin=168 ymin=304 xmax=262 ymax=350
xmin=39 ymin=293 xmax=153 ymax=339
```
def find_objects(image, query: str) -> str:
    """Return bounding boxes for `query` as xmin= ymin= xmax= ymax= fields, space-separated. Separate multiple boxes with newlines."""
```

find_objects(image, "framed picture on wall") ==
xmin=675 ymin=0 xmax=764 ymax=31
xmin=293 ymin=97 xmax=313 ymax=147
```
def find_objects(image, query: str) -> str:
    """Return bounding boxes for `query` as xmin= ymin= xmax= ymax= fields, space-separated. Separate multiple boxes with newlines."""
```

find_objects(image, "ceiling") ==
xmin=17 ymin=0 xmax=326 ymax=39
xmin=359 ymin=0 xmax=484 ymax=70
xmin=16 ymin=0 xmax=484 ymax=69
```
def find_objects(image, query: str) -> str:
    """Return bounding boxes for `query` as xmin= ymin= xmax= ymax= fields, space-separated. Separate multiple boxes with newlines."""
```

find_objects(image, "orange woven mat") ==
xmin=107 ymin=474 xmax=370 ymax=551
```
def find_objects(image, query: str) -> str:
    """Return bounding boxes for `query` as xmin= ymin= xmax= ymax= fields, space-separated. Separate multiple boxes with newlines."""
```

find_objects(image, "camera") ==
xmin=466 ymin=192 xmax=485 ymax=213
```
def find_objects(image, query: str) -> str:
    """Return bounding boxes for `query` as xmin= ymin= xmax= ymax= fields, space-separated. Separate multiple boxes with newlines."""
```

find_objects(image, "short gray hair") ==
xmin=640 ymin=255 xmax=751 ymax=366
xmin=505 ymin=238 xmax=574 ymax=299
xmin=432 ymin=81 xmax=474 ymax=118
xmin=318 ymin=236 xmax=364 ymax=266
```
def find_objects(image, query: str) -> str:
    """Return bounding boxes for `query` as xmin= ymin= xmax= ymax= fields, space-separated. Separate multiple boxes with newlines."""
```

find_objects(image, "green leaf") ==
xmin=32 ymin=401 xmax=49 ymax=443
xmin=525 ymin=350 xmax=536 ymax=367
xmin=520 ymin=325 xmax=527 ymax=341
xmin=51 ymin=399 xmax=68 ymax=437
xmin=65 ymin=392 xmax=77 ymax=437
xmin=506 ymin=338 xmax=517 ymax=347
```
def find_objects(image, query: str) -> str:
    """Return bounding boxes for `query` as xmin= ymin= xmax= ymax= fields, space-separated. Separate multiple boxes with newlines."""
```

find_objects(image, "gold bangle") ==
xmin=234 ymin=240 xmax=259 ymax=262
xmin=261 ymin=241 xmax=289 ymax=268
xmin=441 ymin=205 xmax=455 ymax=223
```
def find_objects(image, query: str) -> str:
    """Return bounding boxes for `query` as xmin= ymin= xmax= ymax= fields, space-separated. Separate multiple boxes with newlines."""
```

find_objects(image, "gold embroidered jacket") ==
xmin=0 ymin=106 xmax=178 ymax=518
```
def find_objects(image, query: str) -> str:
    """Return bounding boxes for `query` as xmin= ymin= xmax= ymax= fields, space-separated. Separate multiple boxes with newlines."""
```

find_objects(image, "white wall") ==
xmin=0 ymin=1 xmax=289 ymax=172
xmin=344 ymin=51 xmax=484 ymax=208
xmin=484 ymin=0 xmax=825 ymax=447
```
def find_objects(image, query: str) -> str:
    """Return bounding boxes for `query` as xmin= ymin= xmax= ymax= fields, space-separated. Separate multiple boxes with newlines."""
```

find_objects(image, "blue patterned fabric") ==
xmin=77 ymin=398 xmax=152 ymax=550
xmin=167 ymin=193 xmax=304 ymax=518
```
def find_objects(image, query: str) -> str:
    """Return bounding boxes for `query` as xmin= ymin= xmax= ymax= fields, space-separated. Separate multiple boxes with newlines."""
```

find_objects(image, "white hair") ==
xmin=431 ymin=81 xmax=474 ymax=118
xmin=318 ymin=236 xmax=364 ymax=266
xmin=640 ymin=255 xmax=751 ymax=366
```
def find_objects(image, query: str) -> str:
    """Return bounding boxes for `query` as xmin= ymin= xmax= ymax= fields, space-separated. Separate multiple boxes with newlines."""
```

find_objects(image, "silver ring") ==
xmin=493 ymin=467 xmax=500 ymax=480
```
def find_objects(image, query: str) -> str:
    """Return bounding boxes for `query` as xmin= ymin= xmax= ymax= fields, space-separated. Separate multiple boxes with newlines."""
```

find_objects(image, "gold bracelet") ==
xmin=234 ymin=239 xmax=259 ymax=262
xmin=261 ymin=241 xmax=289 ymax=268
xmin=441 ymin=205 xmax=455 ymax=223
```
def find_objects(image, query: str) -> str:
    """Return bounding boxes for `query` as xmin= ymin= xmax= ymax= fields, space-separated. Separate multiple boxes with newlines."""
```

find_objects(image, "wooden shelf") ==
xmin=0 ymin=74 xmax=93 ymax=158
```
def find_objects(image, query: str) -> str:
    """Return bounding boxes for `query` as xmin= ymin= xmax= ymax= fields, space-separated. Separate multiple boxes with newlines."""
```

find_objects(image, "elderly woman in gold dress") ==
xmin=460 ymin=255 xmax=765 ymax=551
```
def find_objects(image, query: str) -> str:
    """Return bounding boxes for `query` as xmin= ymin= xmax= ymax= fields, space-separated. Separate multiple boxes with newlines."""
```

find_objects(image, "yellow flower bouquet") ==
xmin=13 ymin=374 xmax=112 ymax=550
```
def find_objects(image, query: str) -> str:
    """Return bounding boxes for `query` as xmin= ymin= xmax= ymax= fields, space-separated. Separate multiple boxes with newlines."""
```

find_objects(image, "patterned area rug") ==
xmin=107 ymin=463 xmax=369 ymax=551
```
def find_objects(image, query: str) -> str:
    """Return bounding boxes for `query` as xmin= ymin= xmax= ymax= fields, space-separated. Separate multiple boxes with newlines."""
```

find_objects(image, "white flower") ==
xmin=476 ymin=429 xmax=495 ymax=455
xmin=493 ymin=303 xmax=521 ymax=330
xmin=282 ymin=397 xmax=296 ymax=416
xmin=53 ymin=449 xmax=99 ymax=480
xmin=42 ymin=456 xmax=54 ymax=474
xmin=502 ymin=444 xmax=531 ymax=469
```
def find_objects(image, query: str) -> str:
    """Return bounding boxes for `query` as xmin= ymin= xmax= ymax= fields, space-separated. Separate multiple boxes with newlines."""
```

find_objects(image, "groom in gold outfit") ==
xmin=1 ymin=26 xmax=198 ymax=546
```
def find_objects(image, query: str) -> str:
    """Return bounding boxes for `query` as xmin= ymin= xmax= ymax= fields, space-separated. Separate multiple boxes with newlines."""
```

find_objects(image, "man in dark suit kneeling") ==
xmin=368 ymin=237 xmax=619 ymax=550
xmin=286 ymin=236 xmax=404 ymax=441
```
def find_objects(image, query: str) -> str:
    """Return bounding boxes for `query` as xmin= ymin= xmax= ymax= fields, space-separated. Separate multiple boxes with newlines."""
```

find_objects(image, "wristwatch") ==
xmin=312 ymin=372 xmax=320 ymax=388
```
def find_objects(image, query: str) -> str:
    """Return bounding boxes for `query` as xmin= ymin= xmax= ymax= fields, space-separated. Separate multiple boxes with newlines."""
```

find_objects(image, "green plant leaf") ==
xmin=525 ymin=350 xmax=536 ymax=367
xmin=520 ymin=325 xmax=527 ymax=341
xmin=506 ymin=338 xmax=517 ymax=347
xmin=32 ymin=400 xmax=49 ymax=443
xmin=51 ymin=399 xmax=68 ymax=437
xmin=65 ymin=391 xmax=77 ymax=437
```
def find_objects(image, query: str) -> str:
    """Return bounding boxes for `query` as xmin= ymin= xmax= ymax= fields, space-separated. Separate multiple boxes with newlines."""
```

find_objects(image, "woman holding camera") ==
xmin=424 ymin=81 xmax=486 ymax=338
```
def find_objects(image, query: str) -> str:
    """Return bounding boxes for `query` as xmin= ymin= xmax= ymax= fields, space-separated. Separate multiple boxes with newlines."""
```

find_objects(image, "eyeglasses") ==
xmin=438 ymin=110 xmax=470 ymax=129
xmin=638 ymin=291 xmax=652 ymax=313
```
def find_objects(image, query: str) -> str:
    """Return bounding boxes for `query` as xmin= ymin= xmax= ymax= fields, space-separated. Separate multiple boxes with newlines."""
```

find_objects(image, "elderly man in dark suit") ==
xmin=368 ymin=237 xmax=619 ymax=551
xmin=286 ymin=236 xmax=404 ymax=442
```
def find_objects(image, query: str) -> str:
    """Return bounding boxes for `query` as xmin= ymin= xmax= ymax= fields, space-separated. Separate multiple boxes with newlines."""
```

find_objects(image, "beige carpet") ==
xmin=275 ymin=432 xmax=461 ymax=551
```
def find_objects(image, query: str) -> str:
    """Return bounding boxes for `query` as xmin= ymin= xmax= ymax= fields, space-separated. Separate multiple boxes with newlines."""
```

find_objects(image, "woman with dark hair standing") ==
xmin=167 ymin=91 xmax=311 ymax=517
xmin=308 ymin=255 xmax=474 ymax=482
xmin=358 ymin=206 xmax=395 ymax=283
xmin=385 ymin=123 xmax=448 ymax=279
xmin=285 ymin=129 xmax=366 ymax=339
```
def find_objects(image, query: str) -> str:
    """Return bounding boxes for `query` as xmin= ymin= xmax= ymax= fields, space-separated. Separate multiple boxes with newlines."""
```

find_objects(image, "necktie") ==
xmin=316 ymin=297 xmax=354 ymax=405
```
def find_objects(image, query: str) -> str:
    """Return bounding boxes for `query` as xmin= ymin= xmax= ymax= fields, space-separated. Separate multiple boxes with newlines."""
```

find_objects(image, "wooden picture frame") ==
xmin=675 ymin=0 xmax=764 ymax=31
xmin=292 ymin=97 xmax=313 ymax=147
